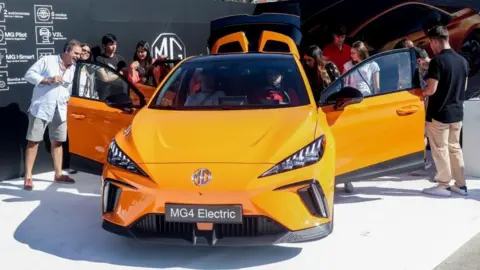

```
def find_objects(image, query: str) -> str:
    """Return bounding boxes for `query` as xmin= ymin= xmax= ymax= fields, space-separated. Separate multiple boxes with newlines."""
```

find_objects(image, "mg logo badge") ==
xmin=151 ymin=33 xmax=186 ymax=60
xmin=191 ymin=168 xmax=212 ymax=186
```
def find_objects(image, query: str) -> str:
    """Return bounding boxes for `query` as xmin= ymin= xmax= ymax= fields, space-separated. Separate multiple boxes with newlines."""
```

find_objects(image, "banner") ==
xmin=0 ymin=0 xmax=255 ymax=181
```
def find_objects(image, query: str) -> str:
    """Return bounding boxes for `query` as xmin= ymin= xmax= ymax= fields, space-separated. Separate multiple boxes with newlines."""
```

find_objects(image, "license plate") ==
xmin=165 ymin=204 xmax=243 ymax=224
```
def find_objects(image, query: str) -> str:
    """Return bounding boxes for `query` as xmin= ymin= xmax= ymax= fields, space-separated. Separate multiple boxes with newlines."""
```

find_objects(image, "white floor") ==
xmin=1 ymin=171 xmax=480 ymax=270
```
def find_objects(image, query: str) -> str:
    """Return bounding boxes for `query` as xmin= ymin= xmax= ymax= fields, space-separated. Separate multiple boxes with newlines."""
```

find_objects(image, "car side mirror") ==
xmin=326 ymin=86 xmax=364 ymax=110
xmin=105 ymin=92 xmax=134 ymax=113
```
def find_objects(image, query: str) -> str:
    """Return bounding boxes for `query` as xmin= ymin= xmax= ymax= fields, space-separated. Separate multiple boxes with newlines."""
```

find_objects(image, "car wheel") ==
xmin=344 ymin=182 xmax=354 ymax=193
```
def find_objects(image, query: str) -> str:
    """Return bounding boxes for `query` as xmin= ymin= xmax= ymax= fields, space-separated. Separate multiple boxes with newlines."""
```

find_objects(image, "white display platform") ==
xmin=0 ymin=171 xmax=480 ymax=270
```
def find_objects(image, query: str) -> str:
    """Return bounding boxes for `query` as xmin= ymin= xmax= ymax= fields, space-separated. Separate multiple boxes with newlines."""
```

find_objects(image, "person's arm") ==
xmin=24 ymin=57 xmax=58 ymax=85
xmin=128 ymin=61 xmax=141 ymax=84
xmin=368 ymin=62 xmax=380 ymax=94
xmin=424 ymin=58 xmax=441 ymax=96
xmin=117 ymin=55 xmax=128 ymax=75
xmin=373 ymin=71 xmax=380 ymax=94
xmin=95 ymin=56 xmax=120 ymax=82
xmin=326 ymin=62 xmax=341 ymax=82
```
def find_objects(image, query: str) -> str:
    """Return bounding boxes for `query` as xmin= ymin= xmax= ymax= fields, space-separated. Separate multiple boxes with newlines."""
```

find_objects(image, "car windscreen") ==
xmin=149 ymin=56 xmax=310 ymax=110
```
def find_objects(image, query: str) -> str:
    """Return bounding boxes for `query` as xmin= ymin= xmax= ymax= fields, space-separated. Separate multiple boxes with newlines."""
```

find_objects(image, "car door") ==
xmin=318 ymin=48 xmax=425 ymax=183
xmin=67 ymin=61 xmax=147 ymax=175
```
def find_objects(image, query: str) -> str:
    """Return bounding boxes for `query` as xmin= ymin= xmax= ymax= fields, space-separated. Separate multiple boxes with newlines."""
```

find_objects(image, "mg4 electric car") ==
xmin=67 ymin=13 xmax=427 ymax=246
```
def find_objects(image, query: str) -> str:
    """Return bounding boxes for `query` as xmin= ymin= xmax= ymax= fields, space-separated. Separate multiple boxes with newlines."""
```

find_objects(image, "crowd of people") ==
xmin=300 ymin=23 xmax=469 ymax=197
xmin=21 ymin=24 xmax=469 ymax=198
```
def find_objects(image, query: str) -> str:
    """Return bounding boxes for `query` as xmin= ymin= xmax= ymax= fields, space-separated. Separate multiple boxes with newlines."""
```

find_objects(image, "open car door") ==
xmin=208 ymin=13 xmax=302 ymax=55
xmin=318 ymin=48 xmax=426 ymax=183
xmin=67 ymin=60 xmax=148 ymax=175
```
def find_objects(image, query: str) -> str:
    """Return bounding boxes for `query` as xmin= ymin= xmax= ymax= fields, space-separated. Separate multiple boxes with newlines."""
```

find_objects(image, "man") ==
xmin=95 ymin=34 xmax=126 ymax=73
xmin=323 ymin=23 xmax=351 ymax=74
xmin=95 ymin=34 xmax=127 ymax=100
xmin=23 ymin=39 xmax=82 ymax=190
xmin=184 ymin=69 xmax=225 ymax=106
xmin=421 ymin=25 xmax=469 ymax=197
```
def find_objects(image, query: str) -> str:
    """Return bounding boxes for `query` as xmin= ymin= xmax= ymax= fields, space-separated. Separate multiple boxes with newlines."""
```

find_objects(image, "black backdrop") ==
xmin=0 ymin=0 xmax=256 ymax=181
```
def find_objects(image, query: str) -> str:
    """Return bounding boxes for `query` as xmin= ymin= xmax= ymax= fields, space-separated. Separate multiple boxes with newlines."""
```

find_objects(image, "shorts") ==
xmin=26 ymin=111 xmax=67 ymax=142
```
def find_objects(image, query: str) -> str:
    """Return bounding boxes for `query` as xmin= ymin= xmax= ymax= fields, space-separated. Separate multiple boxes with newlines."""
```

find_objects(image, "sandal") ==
xmin=54 ymin=175 xmax=75 ymax=184
xmin=24 ymin=178 xmax=33 ymax=190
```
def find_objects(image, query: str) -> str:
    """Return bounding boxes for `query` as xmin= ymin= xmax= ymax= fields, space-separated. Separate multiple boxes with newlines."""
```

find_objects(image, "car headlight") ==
xmin=107 ymin=140 xmax=147 ymax=177
xmin=260 ymin=135 xmax=326 ymax=178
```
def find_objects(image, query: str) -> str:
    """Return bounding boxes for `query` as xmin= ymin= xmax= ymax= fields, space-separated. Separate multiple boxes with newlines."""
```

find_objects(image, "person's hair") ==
xmin=413 ymin=46 xmax=429 ymax=60
xmin=133 ymin=40 xmax=152 ymax=63
xmin=394 ymin=38 xmax=411 ymax=49
xmin=304 ymin=45 xmax=332 ymax=85
xmin=331 ymin=23 xmax=346 ymax=36
xmin=426 ymin=25 xmax=449 ymax=41
xmin=79 ymin=42 xmax=92 ymax=61
xmin=63 ymin=39 xmax=81 ymax=52
xmin=352 ymin=41 xmax=369 ymax=61
xmin=102 ymin=34 xmax=117 ymax=45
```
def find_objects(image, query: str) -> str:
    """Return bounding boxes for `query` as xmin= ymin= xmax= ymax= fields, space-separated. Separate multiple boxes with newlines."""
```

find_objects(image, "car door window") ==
xmin=319 ymin=49 xmax=416 ymax=104
xmin=73 ymin=61 xmax=144 ymax=106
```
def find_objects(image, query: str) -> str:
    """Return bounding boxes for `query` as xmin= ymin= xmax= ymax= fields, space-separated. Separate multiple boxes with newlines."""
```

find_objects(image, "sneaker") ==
xmin=448 ymin=185 xmax=468 ymax=196
xmin=422 ymin=186 xmax=452 ymax=197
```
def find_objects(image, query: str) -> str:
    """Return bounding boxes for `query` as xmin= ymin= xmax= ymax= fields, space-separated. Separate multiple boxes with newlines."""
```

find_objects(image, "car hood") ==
xmin=125 ymin=106 xmax=318 ymax=164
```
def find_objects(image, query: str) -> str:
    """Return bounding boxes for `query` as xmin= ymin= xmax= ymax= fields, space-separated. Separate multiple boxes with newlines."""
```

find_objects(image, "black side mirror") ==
xmin=326 ymin=86 xmax=364 ymax=110
xmin=105 ymin=92 xmax=134 ymax=113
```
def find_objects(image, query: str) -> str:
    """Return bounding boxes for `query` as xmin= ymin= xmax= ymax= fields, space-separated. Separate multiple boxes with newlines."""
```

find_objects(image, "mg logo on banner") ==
xmin=151 ymin=33 xmax=186 ymax=60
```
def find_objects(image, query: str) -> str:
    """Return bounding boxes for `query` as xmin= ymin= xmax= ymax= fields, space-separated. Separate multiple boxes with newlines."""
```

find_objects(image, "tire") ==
xmin=344 ymin=182 xmax=354 ymax=193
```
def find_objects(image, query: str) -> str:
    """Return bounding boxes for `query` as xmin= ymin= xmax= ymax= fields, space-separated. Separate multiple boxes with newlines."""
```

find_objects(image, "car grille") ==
xmin=131 ymin=214 xmax=287 ymax=239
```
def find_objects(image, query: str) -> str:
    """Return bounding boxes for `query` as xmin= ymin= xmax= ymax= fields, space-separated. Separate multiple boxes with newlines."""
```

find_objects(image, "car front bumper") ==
xmin=100 ymin=157 xmax=335 ymax=246
xmin=102 ymin=216 xmax=332 ymax=246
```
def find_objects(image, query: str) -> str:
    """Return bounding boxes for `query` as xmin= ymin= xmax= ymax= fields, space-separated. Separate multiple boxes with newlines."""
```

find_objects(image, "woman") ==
xmin=343 ymin=41 xmax=380 ymax=96
xmin=303 ymin=45 xmax=341 ymax=101
xmin=128 ymin=40 xmax=169 ymax=86
xmin=303 ymin=45 xmax=355 ymax=193
xmin=78 ymin=43 xmax=98 ymax=99
xmin=80 ymin=43 xmax=92 ymax=61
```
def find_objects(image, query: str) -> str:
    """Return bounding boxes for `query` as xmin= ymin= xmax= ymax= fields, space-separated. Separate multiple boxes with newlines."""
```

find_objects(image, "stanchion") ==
xmin=463 ymin=99 xmax=480 ymax=178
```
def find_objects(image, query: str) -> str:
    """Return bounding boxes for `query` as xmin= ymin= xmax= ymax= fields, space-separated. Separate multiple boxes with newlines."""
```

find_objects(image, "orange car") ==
xmin=67 ymin=13 xmax=426 ymax=246
xmin=351 ymin=2 xmax=480 ymax=62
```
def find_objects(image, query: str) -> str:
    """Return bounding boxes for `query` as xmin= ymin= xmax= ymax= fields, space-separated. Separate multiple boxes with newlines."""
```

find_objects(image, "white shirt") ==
xmin=78 ymin=65 xmax=98 ymax=99
xmin=343 ymin=60 xmax=380 ymax=96
xmin=24 ymin=54 xmax=76 ymax=122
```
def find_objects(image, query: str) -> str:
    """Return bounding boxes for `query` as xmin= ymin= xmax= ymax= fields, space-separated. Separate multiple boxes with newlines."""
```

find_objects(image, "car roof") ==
xmin=184 ymin=53 xmax=295 ymax=64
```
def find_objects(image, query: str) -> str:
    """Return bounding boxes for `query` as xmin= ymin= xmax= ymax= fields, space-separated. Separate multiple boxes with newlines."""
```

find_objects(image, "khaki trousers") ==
xmin=426 ymin=119 xmax=465 ymax=188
